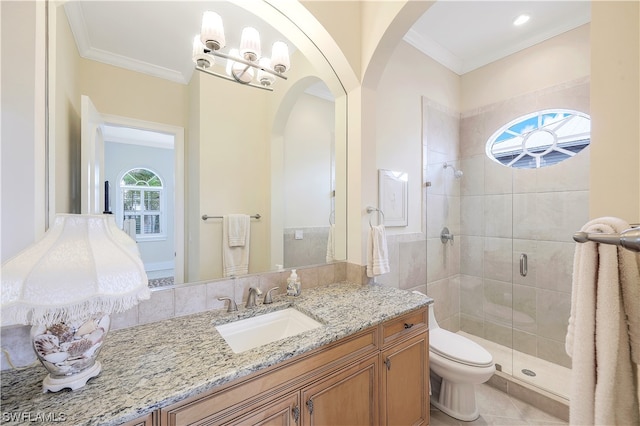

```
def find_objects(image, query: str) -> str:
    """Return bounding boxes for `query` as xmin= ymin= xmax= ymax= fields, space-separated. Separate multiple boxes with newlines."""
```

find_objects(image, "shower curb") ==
xmin=487 ymin=370 xmax=569 ymax=422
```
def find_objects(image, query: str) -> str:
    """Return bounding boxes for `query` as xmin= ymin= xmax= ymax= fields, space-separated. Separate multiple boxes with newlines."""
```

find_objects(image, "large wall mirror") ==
xmin=48 ymin=0 xmax=347 ymax=286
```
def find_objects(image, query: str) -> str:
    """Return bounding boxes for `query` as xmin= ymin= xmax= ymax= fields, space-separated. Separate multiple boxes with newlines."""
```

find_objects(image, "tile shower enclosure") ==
xmin=424 ymin=79 xmax=590 ymax=373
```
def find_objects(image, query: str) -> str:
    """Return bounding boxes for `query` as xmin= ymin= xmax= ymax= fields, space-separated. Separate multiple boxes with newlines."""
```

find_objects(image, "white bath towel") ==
xmin=366 ymin=224 xmax=390 ymax=278
xmin=226 ymin=214 xmax=249 ymax=247
xmin=222 ymin=215 xmax=250 ymax=277
xmin=565 ymin=217 xmax=640 ymax=426
xmin=326 ymin=224 xmax=335 ymax=263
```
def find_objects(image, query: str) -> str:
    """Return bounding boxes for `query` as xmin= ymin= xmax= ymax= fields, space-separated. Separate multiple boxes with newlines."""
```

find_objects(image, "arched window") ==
xmin=486 ymin=109 xmax=590 ymax=169
xmin=120 ymin=168 xmax=165 ymax=240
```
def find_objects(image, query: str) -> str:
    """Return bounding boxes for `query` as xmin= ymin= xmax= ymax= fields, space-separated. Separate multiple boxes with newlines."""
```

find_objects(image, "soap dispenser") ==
xmin=287 ymin=269 xmax=301 ymax=296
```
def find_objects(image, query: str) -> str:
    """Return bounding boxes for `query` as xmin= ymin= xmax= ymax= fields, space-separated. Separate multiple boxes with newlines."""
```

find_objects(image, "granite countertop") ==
xmin=0 ymin=282 xmax=432 ymax=425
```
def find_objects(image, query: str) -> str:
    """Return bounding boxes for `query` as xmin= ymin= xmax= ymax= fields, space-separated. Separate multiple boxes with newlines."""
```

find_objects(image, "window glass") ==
xmin=120 ymin=168 xmax=164 ymax=239
xmin=486 ymin=109 xmax=590 ymax=169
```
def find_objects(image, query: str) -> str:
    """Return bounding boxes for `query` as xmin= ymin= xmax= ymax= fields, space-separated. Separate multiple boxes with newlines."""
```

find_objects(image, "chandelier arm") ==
xmin=207 ymin=50 xmax=288 ymax=80
xmin=195 ymin=66 xmax=274 ymax=92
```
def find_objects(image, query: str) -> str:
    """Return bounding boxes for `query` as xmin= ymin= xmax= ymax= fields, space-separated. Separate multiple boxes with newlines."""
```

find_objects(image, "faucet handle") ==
xmin=218 ymin=297 xmax=238 ymax=313
xmin=263 ymin=287 xmax=279 ymax=304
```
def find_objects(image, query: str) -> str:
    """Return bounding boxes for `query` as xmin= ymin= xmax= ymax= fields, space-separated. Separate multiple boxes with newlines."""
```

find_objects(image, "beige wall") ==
xmin=78 ymin=60 xmax=188 ymax=129
xmin=192 ymin=73 xmax=271 ymax=280
xmin=53 ymin=2 xmax=81 ymax=214
xmin=376 ymin=41 xmax=460 ymax=236
xmin=590 ymin=1 xmax=640 ymax=222
xmin=1 ymin=1 xmax=46 ymax=262
xmin=461 ymin=25 xmax=591 ymax=112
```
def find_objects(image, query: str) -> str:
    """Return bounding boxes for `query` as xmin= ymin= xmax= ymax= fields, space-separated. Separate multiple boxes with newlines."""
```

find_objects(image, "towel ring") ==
xmin=366 ymin=206 xmax=385 ymax=228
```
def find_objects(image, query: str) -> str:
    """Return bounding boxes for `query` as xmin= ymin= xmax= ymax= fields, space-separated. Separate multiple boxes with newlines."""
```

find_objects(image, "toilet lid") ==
xmin=430 ymin=329 xmax=494 ymax=367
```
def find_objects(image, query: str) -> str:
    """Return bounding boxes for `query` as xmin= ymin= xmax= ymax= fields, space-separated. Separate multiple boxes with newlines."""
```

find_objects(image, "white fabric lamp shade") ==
xmin=1 ymin=214 xmax=150 ymax=327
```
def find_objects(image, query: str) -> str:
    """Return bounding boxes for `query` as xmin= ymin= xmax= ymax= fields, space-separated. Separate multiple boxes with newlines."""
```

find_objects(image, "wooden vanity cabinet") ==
xmin=380 ymin=334 xmax=429 ymax=426
xmin=121 ymin=412 xmax=156 ymax=426
xmin=300 ymin=354 xmax=379 ymax=425
xmin=379 ymin=308 xmax=429 ymax=426
xmin=223 ymin=392 xmax=300 ymax=426
xmin=159 ymin=306 xmax=429 ymax=426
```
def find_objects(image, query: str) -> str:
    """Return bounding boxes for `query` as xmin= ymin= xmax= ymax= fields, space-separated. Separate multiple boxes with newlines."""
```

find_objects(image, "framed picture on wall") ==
xmin=378 ymin=169 xmax=408 ymax=227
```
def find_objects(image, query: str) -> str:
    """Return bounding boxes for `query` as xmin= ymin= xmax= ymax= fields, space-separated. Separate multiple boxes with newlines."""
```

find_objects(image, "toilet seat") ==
xmin=430 ymin=328 xmax=493 ymax=367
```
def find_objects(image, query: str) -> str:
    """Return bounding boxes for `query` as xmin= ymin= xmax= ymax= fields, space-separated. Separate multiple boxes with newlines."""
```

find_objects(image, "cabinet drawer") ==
xmin=380 ymin=307 xmax=427 ymax=347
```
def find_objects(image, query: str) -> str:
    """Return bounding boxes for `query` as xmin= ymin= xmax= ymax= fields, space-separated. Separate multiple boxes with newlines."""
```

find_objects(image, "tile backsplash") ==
xmin=0 ymin=262 xmax=351 ymax=371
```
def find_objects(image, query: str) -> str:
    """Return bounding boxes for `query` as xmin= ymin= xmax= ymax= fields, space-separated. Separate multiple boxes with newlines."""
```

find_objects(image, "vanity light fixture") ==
xmin=1 ymin=214 xmax=151 ymax=392
xmin=513 ymin=14 xmax=531 ymax=26
xmin=192 ymin=11 xmax=290 ymax=91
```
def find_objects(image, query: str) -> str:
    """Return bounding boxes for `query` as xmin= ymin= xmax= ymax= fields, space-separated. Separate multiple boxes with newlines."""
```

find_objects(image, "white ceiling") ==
xmin=405 ymin=1 xmax=591 ymax=75
xmin=64 ymin=1 xmax=591 ymax=83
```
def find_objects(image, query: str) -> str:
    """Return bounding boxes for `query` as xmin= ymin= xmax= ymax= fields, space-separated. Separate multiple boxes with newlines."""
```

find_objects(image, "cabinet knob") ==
xmin=384 ymin=357 xmax=392 ymax=370
xmin=404 ymin=323 xmax=414 ymax=329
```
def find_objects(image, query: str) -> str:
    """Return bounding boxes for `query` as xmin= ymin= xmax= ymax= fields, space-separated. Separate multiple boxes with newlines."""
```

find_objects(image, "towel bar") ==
xmin=573 ymin=227 xmax=640 ymax=253
xmin=202 ymin=213 xmax=261 ymax=221
xmin=366 ymin=206 xmax=385 ymax=228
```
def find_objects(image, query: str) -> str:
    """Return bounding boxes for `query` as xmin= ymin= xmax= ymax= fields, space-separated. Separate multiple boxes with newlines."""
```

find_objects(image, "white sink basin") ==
xmin=216 ymin=308 xmax=323 ymax=353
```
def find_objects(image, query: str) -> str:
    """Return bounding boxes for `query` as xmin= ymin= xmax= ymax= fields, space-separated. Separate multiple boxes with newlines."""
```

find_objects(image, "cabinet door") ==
xmin=120 ymin=412 xmax=155 ymax=426
xmin=380 ymin=333 xmax=429 ymax=426
xmin=224 ymin=392 xmax=300 ymax=426
xmin=301 ymin=354 xmax=378 ymax=426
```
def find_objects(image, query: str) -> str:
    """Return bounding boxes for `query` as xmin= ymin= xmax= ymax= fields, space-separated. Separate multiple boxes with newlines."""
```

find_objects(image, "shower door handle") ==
xmin=520 ymin=253 xmax=528 ymax=277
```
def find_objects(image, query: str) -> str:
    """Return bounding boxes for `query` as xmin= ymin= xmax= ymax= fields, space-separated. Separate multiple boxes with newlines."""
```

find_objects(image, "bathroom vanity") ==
xmin=0 ymin=283 xmax=432 ymax=426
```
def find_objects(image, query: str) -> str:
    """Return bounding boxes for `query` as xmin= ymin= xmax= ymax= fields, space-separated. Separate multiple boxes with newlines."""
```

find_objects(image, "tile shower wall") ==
xmin=459 ymin=79 xmax=590 ymax=368
xmin=421 ymin=98 xmax=462 ymax=332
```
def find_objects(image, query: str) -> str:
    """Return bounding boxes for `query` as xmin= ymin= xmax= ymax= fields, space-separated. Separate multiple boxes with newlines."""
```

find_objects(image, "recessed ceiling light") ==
xmin=513 ymin=14 xmax=530 ymax=26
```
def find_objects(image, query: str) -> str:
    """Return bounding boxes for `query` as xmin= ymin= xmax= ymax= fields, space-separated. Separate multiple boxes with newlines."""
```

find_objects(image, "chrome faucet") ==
xmin=246 ymin=287 xmax=263 ymax=308
xmin=217 ymin=297 xmax=238 ymax=313
xmin=263 ymin=287 xmax=279 ymax=304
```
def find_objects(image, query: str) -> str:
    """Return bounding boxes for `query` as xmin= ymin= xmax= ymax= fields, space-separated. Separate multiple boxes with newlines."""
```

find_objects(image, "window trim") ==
xmin=117 ymin=167 xmax=167 ymax=242
xmin=485 ymin=109 xmax=591 ymax=169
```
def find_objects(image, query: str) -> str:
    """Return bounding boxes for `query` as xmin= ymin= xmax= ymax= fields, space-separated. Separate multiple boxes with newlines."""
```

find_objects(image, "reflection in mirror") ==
xmin=50 ymin=1 xmax=347 ymax=286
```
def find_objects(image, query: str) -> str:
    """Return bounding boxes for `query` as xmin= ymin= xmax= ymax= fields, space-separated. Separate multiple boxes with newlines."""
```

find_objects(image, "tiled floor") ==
xmin=430 ymin=384 xmax=568 ymax=425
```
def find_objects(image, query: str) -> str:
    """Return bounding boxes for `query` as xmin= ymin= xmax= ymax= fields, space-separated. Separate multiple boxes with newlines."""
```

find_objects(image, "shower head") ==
xmin=443 ymin=163 xmax=463 ymax=179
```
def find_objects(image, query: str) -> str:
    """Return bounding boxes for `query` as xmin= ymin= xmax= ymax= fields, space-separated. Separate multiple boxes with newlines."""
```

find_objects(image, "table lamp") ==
xmin=1 ymin=214 xmax=151 ymax=392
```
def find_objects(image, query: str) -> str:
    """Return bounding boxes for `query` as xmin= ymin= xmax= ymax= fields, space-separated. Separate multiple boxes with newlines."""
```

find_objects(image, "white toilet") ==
xmin=428 ymin=304 xmax=495 ymax=421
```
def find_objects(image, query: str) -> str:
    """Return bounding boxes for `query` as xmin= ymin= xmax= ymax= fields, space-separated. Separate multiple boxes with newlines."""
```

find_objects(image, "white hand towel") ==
xmin=222 ymin=215 xmax=251 ymax=277
xmin=367 ymin=224 xmax=390 ymax=278
xmin=326 ymin=224 xmax=335 ymax=263
xmin=226 ymin=214 xmax=249 ymax=247
xmin=565 ymin=217 xmax=640 ymax=426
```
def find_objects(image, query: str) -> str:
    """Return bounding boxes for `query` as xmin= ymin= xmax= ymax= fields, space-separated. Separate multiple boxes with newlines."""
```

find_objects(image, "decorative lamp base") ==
xmin=42 ymin=361 xmax=102 ymax=393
